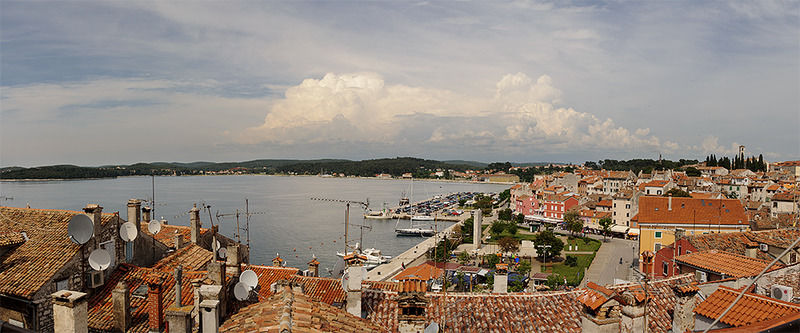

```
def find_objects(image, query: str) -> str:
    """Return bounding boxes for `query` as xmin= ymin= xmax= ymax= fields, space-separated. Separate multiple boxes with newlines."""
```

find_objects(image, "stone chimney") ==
xmin=225 ymin=244 xmax=241 ymax=277
xmin=146 ymin=274 xmax=164 ymax=333
xmin=579 ymin=283 xmax=622 ymax=332
xmin=112 ymin=282 xmax=130 ymax=332
xmin=199 ymin=300 xmax=220 ymax=333
xmin=272 ymin=254 xmax=284 ymax=267
xmin=344 ymin=252 xmax=367 ymax=317
xmin=165 ymin=305 xmax=193 ymax=333
xmin=173 ymin=231 xmax=185 ymax=250
xmin=397 ymin=277 xmax=428 ymax=333
xmin=83 ymin=204 xmax=103 ymax=247
xmin=619 ymin=287 xmax=646 ymax=332
xmin=52 ymin=290 xmax=88 ymax=333
xmin=641 ymin=251 xmax=655 ymax=279
xmin=674 ymin=228 xmax=685 ymax=240
xmin=473 ymin=210 xmax=482 ymax=249
xmin=142 ymin=206 xmax=152 ymax=223
xmin=671 ymin=283 xmax=699 ymax=332
xmin=189 ymin=204 xmax=201 ymax=244
xmin=308 ymin=255 xmax=320 ymax=277
xmin=668 ymin=194 xmax=673 ymax=211
xmin=745 ymin=243 xmax=758 ymax=258
xmin=493 ymin=263 xmax=508 ymax=293
xmin=127 ymin=199 xmax=141 ymax=234
xmin=207 ymin=261 xmax=226 ymax=286
xmin=174 ymin=266 xmax=183 ymax=307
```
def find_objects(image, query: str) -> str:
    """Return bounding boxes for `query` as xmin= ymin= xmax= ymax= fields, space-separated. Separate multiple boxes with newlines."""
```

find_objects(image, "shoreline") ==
xmin=0 ymin=174 xmax=517 ymax=185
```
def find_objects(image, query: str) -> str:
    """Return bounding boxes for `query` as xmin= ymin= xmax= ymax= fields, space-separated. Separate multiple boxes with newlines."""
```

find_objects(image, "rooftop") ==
xmin=635 ymin=197 xmax=746 ymax=226
xmin=674 ymin=250 xmax=781 ymax=278
xmin=694 ymin=285 xmax=800 ymax=327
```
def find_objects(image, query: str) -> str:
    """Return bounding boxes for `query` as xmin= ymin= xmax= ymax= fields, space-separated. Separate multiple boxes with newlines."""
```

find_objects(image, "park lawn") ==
xmin=544 ymin=253 xmax=595 ymax=286
xmin=565 ymin=237 xmax=601 ymax=252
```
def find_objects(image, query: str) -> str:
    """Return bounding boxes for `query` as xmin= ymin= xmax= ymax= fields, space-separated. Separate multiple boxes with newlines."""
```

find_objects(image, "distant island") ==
xmin=0 ymin=157 xmax=700 ymax=180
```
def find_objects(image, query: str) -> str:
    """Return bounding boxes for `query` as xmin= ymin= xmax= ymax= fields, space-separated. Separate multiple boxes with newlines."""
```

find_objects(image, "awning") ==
xmin=610 ymin=225 xmax=629 ymax=234
xmin=628 ymin=228 xmax=640 ymax=236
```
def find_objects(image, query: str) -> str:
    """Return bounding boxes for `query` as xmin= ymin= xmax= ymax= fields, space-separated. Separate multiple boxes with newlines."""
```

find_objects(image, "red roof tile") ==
xmin=0 ymin=206 xmax=117 ymax=299
xmin=694 ymin=285 xmax=800 ymax=327
xmin=636 ymin=197 xmax=746 ymax=226
xmin=675 ymin=250 xmax=781 ymax=278
xmin=393 ymin=262 xmax=444 ymax=281
xmin=0 ymin=231 xmax=26 ymax=247
xmin=151 ymin=243 xmax=212 ymax=272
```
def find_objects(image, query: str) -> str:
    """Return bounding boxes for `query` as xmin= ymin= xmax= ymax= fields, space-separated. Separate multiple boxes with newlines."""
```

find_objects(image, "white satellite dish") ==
xmin=88 ymin=248 xmax=111 ymax=271
xmin=233 ymin=281 xmax=250 ymax=301
xmin=68 ymin=214 xmax=94 ymax=245
xmin=424 ymin=322 xmax=440 ymax=333
xmin=215 ymin=240 xmax=221 ymax=251
xmin=341 ymin=270 xmax=350 ymax=291
xmin=240 ymin=269 xmax=259 ymax=290
xmin=119 ymin=222 xmax=138 ymax=242
xmin=148 ymin=220 xmax=162 ymax=234
xmin=218 ymin=247 xmax=227 ymax=259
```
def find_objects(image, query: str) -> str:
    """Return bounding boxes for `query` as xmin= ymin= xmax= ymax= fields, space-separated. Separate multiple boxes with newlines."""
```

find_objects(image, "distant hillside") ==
xmin=442 ymin=160 xmax=488 ymax=168
xmin=0 ymin=157 xmax=475 ymax=179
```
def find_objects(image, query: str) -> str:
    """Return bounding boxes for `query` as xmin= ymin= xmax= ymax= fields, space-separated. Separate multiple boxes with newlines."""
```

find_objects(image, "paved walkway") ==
xmin=556 ymin=230 xmax=637 ymax=287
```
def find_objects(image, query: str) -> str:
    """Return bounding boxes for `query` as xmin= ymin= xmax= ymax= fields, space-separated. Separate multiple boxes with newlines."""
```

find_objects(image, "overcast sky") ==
xmin=1 ymin=1 xmax=798 ymax=167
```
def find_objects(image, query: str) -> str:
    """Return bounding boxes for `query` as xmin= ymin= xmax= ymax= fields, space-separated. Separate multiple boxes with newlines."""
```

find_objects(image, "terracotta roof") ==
xmin=139 ymin=222 xmax=208 ymax=248
xmin=151 ymin=243 xmax=212 ymax=272
xmin=0 ymin=231 xmax=26 ymax=247
xmin=87 ymin=264 xmax=204 ymax=333
xmin=292 ymin=275 xmax=347 ymax=305
xmin=694 ymin=285 xmax=800 ymax=327
xmin=772 ymin=192 xmax=799 ymax=201
xmin=363 ymin=280 xmax=401 ymax=292
xmin=747 ymin=229 xmax=800 ymax=248
xmin=707 ymin=311 xmax=800 ymax=332
xmin=675 ymin=250 xmax=781 ymax=278
xmin=578 ymin=282 xmax=617 ymax=310
xmin=686 ymin=231 xmax=761 ymax=258
xmin=0 ymin=206 xmax=116 ymax=299
xmin=774 ymin=161 xmax=800 ymax=167
xmin=596 ymin=200 xmax=612 ymax=207
xmin=605 ymin=171 xmax=631 ymax=179
xmin=636 ymin=197 xmax=746 ymax=226
xmin=393 ymin=262 xmax=444 ymax=281
xmin=221 ymin=283 xmax=386 ymax=333
xmin=641 ymin=180 xmax=670 ymax=188
xmin=606 ymin=274 xmax=696 ymax=332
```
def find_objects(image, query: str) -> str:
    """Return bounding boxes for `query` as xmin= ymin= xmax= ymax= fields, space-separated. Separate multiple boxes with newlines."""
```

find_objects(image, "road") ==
xmin=554 ymin=229 xmax=638 ymax=286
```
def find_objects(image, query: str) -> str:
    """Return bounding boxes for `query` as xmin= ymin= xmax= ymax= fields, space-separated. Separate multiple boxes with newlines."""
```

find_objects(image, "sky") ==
xmin=1 ymin=1 xmax=798 ymax=167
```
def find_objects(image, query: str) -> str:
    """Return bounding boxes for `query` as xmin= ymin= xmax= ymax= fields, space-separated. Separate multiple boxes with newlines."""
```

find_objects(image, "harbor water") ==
xmin=0 ymin=175 xmax=508 ymax=273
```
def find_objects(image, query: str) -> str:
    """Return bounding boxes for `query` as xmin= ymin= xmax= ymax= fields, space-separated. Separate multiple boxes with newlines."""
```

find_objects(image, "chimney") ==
xmin=165 ymin=305 xmax=192 ymax=333
xmin=493 ymin=263 xmax=508 ymax=293
xmin=189 ymin=204 xmax=201 ymax=244
xmin=308 ymin=255 xmax=320 ymax=277
xmin=668 ymin=194 xmax=673 ymax=211
xmin=225 ymin=243 xmax=241 ymax=277
xmin=52 ymin=290 xmax=88 ymax=333
xmin=344 ymin=252 xmax=366 ymax=317
xmin=618 ymin=288 xmax=645 ymax=332
xmin=674 ymin=228 xmax=685 ymax=240
xmin=272 ymin=254 xmax=284 ymax=267
xmin=191 ymin=279 xmax=202 ymax=328
xmin=207 ymin=261 xmax=226 ymax=286
xmin=142 ymin=206 xmax=152 ymax=224
xmin=745 ymin=244 xmax=758 ymax=258
xmin=173 ymin=231 xmax=185 ymax=250
xmin=641 ymin=251 xmax=655 ymax=279
xmin=146 ymin=274 xmax=164 ymax=333
xmin=397 ymin=277 xmax=428 ymax=333
xmin=83 ymin=204 xmax=103 ymax=247
xmin=199 ymin=300 xmax=220 ymax=333
xmin=174 ymin=266 xmax=183 ymax=307
xmin=671 ymin=283 xmax=699 ymax=332
xmin=127 ymin=199 xmax=141 ymax=234
xmin=112 ymin=282 xmax=130 ymax=332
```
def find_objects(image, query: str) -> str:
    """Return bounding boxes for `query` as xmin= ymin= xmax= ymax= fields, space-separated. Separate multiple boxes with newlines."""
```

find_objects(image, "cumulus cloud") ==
xmin=690 ymin=135 xmax=741 ymax=155
xmin=240 ymin=72 xmax=674 ymax=156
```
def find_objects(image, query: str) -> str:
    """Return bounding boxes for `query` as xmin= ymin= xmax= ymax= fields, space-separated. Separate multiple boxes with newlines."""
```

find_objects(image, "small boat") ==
xmin=337 ymin=245 xmax=391 ymax=269
xmin=411 ymin=215 xmax=435 ymax=222
xmin=395 ymin=226 xmax=436 ymax=237
xmin=364 ymin=204 xmax=392 ymax=220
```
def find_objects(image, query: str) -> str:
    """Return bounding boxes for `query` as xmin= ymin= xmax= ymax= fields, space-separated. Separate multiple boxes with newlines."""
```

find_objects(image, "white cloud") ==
xmin=240 ymin=72 xmax=674 ymax=156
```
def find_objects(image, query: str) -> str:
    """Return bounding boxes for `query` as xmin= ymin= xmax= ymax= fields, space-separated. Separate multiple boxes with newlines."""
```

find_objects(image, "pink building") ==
xmin=515 ymin=195 xmax=539 ymax=216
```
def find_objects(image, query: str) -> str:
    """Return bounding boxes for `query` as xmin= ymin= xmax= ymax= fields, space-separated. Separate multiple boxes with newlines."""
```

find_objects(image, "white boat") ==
xmin=411 ymin=215 xmax=435 ymax=222
xmin=364 ymin=204 xmax=392 ymax=220
xmin=337 ymin=245 xmax=391 ymax=269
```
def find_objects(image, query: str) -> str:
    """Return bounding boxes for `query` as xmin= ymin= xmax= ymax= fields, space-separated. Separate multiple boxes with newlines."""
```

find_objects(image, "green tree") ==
xmin=498 ymin=208 xmax=513 ymax=221
xmin=545 ymin=273 xmax=565 ymax=290
xmin=533 ymin=230 xmax=563 ymax=259
xmin=517 ymin=260 xmax=531 ymax=276
xmin=565 ymin=255 xmax=578 ymax=267
xmin=498 ymin=236 xmax=520 ymax=253
xmin=514 ymin=213 xmax=525 ymax=224
xmin=457 ymin=251 xmax=470 ymax=265
xmin=484 ymin=254 xmax=500 ymax=268
xmin=564 ymin=209 xmax=583 ymax=236
xmin=460 ymin=217 xmax=474 ymax=244
xmin=685 ymin=167 xmax=701 ymax=177
xmin=664 ymin=188 xmax=691 ymax=197
xmin=490 ymin=221 xmax=506 ymax=236
xmin=599 ymin=216 xmax=613 ymax=242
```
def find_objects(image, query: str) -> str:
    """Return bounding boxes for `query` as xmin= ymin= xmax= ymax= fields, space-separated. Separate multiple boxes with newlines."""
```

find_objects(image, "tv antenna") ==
xmin=216 ymin=199 xmax=265 ymax=252
xmin=67 ymin=214 xmax=94 ymax=290
xmin=310 ymin=197 xmax=369 ymax=254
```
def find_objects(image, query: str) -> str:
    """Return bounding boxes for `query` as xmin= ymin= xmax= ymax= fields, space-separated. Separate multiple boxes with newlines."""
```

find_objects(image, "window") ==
xmin=678 ymin=245 xmax=682 ymax=255
xmin=663 ymin=262 xmax=669 ymax=276
xmin=791 ymin=253 xmax=797 ymax=264
xmin=56 ymin=278 xmax=68 ymax=291
xmin=655 ymin=231 xmax=662 ymax=239
xmin=686 ymin=250 xmax=692 ymax=254
xmin=614 ymin=212 xmax=617 ymax=216
xmin=614 ymin=203 xmax=617 ymax=208
xmin=626 ymin=213 xmax=629 ymax=217
xmin=626 ymin=204 xmax=630 ymax=209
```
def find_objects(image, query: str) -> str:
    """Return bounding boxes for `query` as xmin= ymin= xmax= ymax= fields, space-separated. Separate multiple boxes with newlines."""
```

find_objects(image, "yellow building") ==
xmin=632 ymin=196 xmax=749 ymax=262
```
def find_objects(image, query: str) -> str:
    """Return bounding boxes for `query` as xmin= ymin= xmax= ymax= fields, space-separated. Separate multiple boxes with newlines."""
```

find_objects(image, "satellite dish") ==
xmin=148 ymin=220 xmax=161 ymax=234
xmin=233 ymin=281 xmax=250 ymax=301
xmin=240 ymin=269 xmax=259 ymax=290
xmin=68 ymin=214 xmax=94 ymax=245
xmin=424 ymin=322 xmax=440 ymax=333
xmin=88 ymin=249 xmax=111 ymax=271
xmin=215 ymin=240 xmax=221 ymax=251
xmin=218 ymin=247 xmax=227 ymax=259
xmin=119 ymin=222 xmax=138 ymax=242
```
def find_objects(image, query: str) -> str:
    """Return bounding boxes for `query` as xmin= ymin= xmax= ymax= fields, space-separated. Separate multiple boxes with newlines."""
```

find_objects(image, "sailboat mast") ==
xmin=344 ymin=203 xmax=350 ymax=253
